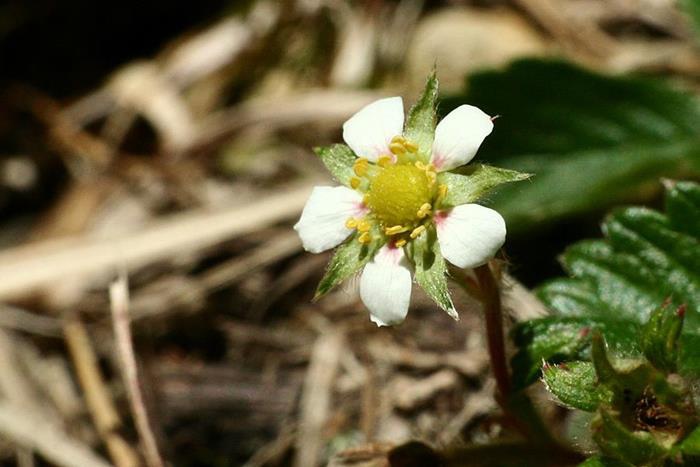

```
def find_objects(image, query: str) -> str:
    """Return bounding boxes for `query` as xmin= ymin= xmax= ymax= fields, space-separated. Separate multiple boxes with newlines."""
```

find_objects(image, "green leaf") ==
xmin=578 ymin=455 xmax=633 ymax=467
xmin=314 ymin=234 xmax=380 ymax=300
xmin=314 ymin=144 xmax=356 ymax=186
xmin=680 ymin=425 xmax=700 ymax=455
xmin=404 ymin=70 xmax=438 ymax=161
xmin=603 ymin=208 xmax=700 ymax=316
xmin=681 ymin=0 xmax=700 ymax=41
xmin=542 ymin=361 xmax=612 ymax=412
xmin=531 ymin=181 xmax=700 ymax=378
xmin=408 ymin=226 xmax=457 ymax=320
xmin=590 ymin=332 xmax=624 ymax=388
xmin=438 ymin=165 xmax=531 ymax=207
xmin=640 ymin=301 xmax=684 ymax=373
xmin=680 ymin=333 xmax=700 ymax=376
xmin=511 ymin=316 xmax=639 ymax=390
xmin=666 ymin=180 xmax=700 ymax=238
xmin=442 ymin=60 xmax=700 ymax=233
xmin=589 ymin=332 xmax=685 ymax=413
xmin=592 ymin=409 xmax=668 ymax=465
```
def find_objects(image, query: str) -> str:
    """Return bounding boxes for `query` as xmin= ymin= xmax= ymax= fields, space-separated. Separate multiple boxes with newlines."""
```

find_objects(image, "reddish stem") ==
xmin=474 ymin=263 xmax=511 ymax=402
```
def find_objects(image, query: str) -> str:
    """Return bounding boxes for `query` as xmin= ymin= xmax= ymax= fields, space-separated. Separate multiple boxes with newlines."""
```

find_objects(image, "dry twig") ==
xmin=110 ymin=275 xmax=165 ymax=467
xmin=63 ymin=316 xmax=140 ymax=467
xmin=293 ymin=330 xmax=345 ymax=467
xmin=0 ymin=401 xmax=111 ymax=467
xmin=0 ymin=182 xmax=314 ymax=299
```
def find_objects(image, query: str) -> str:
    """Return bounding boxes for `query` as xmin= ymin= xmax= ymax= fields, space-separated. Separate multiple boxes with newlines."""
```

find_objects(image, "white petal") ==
xmin=360 ymin=245 xmax=412 ymax=326
xmin=342 ymin=97 xmax=404 ymax=162
xmin=430 ymin=105 xmax=493 ymax=171
xmin=294 ymin=186 xmax=366 ymax=253
xmin=436 ymin=204 xmax=506 ymax=269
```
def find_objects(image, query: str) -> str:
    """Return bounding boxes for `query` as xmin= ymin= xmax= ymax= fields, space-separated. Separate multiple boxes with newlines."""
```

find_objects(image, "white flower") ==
xmin=294 ymin=94 xmax=507 ymax=326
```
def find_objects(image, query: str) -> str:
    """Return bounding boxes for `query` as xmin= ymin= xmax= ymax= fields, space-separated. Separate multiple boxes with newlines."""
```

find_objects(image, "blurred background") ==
xmin=0 ymin=0 xmax=698 ymax=466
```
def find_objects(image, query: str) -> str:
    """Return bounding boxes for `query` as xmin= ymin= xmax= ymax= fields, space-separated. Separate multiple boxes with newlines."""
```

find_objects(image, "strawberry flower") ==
xmin=294 ymin=73 xmax=529 ymax=326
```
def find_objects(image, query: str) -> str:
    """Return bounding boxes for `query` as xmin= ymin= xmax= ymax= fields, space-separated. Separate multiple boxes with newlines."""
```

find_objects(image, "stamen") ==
xmin=345 ymin=218 xmax=358 ymax=229
xmin=377 ymin=155 xmax=393 ymax=168
xmin=350 ymin=177 xmax=362 ymax=189
xmin=426 ymin=170 xmax=437 ymax=186
xmin=353 ymin=158 xmax=369 ymax=176
xmin=362 ymin=194 xmax=370 ymax=205
xmin=414 ymin=161 xmax=427 ymax=171
xmin=389 ymin=142 xmax=406 ymax=155
xmin=404 ymin=141 xmax=418 ymax=153
xmin=391 ymin=135 xmax=406 ymax=145
xmin=437 ymin=184 xmax=448 ymax=200
xmin=358 ymin=232 xmax=372 ymax=244
xmin=410 ymin=225 xmax=426 ymax=239
xmin=385 ymin=225 xmax=408 ymax=235
xmin=394 ymin=239 xmax=407 ymax=248
xmin=357 ymin=219 xmax=371 ymax=232
xmin=416 ymin=203 xmax=432 ymax=219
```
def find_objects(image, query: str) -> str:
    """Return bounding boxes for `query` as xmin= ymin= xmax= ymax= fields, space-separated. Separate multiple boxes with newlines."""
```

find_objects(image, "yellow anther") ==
xmin=391 ymin=135 xmax=406 ymax=145
xmin=377 ymin=155 xmax=393 ymax=167
xmin=385 ymin=225 xmax=408 ymax=236
xmin=416 ymin=202 xmax=432 ymax=219
xmin=394 ymin=239 xmax=407 ymax=248
xmin=350 ymin=177 xmax=362 ymax=189
xmin=357 ymin=219 xmax=371 ymax=232
xmin=438 ymin=184 xmax=448 ymax=200
xmin=362 ymin=194 xmax=370 ymax=205
xmin=414 ymin=161 xmax=427 ymax=171
xmin=353 ymin=158 xmax=369 ymax=176
xmin=405 ymin=141 xmax=419 ymax=153
xmin=426 ymin=170 xmax=437 ymax=186
xmin=410 ymin=225 xmax=426 ymax=239
xmin=358 ymin=232 xmax=372 ymax=244
xmin=389 ymin=142 xmax=406 ymax=155
xmin=345 ymin=218 xmax=358 ymax=229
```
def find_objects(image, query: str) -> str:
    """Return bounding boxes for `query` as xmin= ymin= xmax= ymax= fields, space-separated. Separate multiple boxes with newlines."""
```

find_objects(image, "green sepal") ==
xmin=542 ymin=361 xmax=612 ymax=412
xmin=314 ymin=233 xmax=381 ymax=300
xmin=438 ymin=165 xmax=531 ymax=207
xmin=313 ymin=144 xmax=356 ymax=187
xmin=640 ymin=301 xmax=685 ymax=374
xmin=407 ymin=225 xmax=458 ymax=320
xmin=404 ymin=70 xmax=438 ymax=162
xmin=578 ymin=455 xmax=634 ymax=467
xmin=592 ymin=409 xmax=668 ymax=465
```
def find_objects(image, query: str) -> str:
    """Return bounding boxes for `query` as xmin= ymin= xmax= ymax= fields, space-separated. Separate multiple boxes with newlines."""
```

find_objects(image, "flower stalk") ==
xmin=474 ymin=262 xmax=511 ymax=402
xmin=470 ymin=263 xmax=560 ymax=445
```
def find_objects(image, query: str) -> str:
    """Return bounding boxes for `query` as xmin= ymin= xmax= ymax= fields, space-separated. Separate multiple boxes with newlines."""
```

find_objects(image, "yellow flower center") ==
xmin=365 ymin=164 xmax=433 ymax=228
xmin=345 ymin=137 xmax=449 ymax=246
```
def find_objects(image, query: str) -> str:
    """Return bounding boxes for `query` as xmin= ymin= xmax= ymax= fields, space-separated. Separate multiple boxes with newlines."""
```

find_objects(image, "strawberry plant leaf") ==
xmin=443 ymin=60 xmax=700 ymax=233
